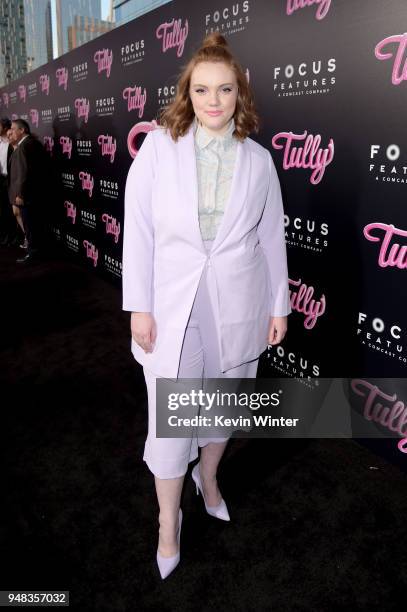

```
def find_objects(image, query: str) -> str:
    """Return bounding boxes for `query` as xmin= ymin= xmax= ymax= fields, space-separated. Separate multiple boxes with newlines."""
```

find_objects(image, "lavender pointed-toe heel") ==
xmin=191 ymin=462 xmax=230 ymax=521
xmin=156 ymin=508 xmax=183 ymax=580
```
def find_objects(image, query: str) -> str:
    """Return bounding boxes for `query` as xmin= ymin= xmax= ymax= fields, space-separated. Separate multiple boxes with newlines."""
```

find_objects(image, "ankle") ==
xmin=199 ymin=467 xmax=217 ymax=485
xmin=158 ymin=512 xmax=179 ymax=530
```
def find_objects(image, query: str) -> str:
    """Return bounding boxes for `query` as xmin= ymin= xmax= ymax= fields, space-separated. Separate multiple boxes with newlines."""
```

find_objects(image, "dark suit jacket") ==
xmin=8 ymin=135 xmax=46 ymax=205
xmin=6 ymin=144 xmax=14 ymax=186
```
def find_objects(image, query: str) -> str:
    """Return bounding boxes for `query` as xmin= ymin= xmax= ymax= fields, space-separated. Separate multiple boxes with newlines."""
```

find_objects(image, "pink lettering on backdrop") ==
xmin=79 ymin=171 xmax=94 ymax=197
xmin=11 ymin=113 xmax=18 ymax=121
xmin=122 ymin=86 xmax=147 ymax=116
xmin=56 ymin=67 xmax=68 ymax=90
xmin=289 ymin=278 xmax=326 ymax=329
xmin=3 ymin=93 xmax=9 ymax=107
xmin=375 ymin=33 xmax=407 ymax=86
xmin=83 ymin=240 xmax=98 ymax=267
xmin=363 ymin=222 xmax=407 ymax=269
xmin=75 ymin=97 xmax=90 ymax=123
xmin=39 ymin=74 xmax=50 ymax=95
xmin=97 ymin=135 xmax=117 ymax=162
xmin=18 ymin=85 xmax=26 ymax=102
xmin=43 ymin=136 xmax=54 ymax=154
xmin=398 ymin=438 xmax=407 ymax=453
xmin=102 ymin=213 xmax=121 ymax=243
xmin=127 ymin=120 xmax=158 ymax=158
xmin=64 ymin=200 xmax=76 ymax=224
xmin=156 ymin=18 xmax=189 ymax=57
xmin=94 ymin=49 xmax=113 ymax=77
xmin=286 ymin=0 xmax=332 ymax=20
xmin=60 ymin=136 xmax=72 ymax=159
xmin=29 ymin=109 xmax=39 ymax=128
xmin=272 ymin=130 xmax=334 ymax=184
xmin=351 ymin=380 xmax=407 ymax=445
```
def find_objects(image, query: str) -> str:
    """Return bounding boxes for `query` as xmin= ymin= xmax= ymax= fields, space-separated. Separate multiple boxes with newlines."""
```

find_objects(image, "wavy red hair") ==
xmin=157 ymin=32 xmax=260 ymax=142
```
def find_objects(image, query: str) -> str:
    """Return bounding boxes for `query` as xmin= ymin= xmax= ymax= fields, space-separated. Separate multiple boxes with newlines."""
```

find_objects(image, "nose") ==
xmin=208 ymin=91 xmax=220 ymax=106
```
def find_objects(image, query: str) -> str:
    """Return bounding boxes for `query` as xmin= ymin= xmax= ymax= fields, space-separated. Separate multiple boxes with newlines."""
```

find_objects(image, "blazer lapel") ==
xmin=177 ymin=122 xmax=251 ymax=254
xmin=177 ymin=124 xmax=206 ymax=253
xmin=211 ymin=134 xmax=250 ymax=251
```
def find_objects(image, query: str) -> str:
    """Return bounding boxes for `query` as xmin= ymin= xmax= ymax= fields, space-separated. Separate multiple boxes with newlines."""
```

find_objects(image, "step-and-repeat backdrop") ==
xmin=1 ymin=0 xmax=407 ymax=465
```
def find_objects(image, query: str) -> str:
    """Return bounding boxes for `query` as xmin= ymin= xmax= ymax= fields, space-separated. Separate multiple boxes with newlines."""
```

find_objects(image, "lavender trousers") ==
xmin=142 ymin=240 xmax=259 ymax=479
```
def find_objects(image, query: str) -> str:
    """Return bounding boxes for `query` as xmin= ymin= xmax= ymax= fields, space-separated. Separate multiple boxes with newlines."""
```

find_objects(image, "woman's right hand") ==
xmin=131 ymin=312 xmax=157 ymax=353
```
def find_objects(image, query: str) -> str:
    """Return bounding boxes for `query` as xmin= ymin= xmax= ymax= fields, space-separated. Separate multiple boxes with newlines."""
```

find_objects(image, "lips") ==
xmin=206 ymin=111 xmax=223 ymax=116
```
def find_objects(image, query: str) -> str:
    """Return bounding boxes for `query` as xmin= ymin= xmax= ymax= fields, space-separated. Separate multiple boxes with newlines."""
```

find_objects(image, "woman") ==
xmin=122 ymin=32 xmax=291 ymax=579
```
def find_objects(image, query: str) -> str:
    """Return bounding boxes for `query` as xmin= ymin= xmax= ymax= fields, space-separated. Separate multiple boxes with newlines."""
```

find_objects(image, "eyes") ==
xmin=194 ymin=87 xmax=233 ymax=94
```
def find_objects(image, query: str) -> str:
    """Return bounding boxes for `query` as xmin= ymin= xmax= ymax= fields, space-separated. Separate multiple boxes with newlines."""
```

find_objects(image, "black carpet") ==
xmin=1 ymin=243 xmax=406 ymax=612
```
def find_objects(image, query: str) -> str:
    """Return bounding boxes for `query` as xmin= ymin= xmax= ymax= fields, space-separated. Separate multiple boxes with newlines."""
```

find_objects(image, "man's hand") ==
xmin=268 ymin=316 xmax=287 ymax=345
xmin=131 ymin=312 xmax=157 ymax=353
xmin=15 ymin=196 xmax=24 ymax=207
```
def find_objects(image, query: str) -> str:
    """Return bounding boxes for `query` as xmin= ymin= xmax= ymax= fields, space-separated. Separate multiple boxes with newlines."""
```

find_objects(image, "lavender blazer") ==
xmin=122 ymin=123 xmax=291 ymax=378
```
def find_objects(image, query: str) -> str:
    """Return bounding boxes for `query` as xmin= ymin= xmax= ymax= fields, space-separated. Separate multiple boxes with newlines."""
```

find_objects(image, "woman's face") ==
xmin=189 ymin=61 xmax=238 ymax=137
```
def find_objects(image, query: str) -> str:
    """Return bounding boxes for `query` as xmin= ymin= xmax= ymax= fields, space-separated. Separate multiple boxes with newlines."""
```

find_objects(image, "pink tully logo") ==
xmin=286 ymin=0 xmax=331 ymax=20
xmin=272 ymin=130 xmax=334 ymax=184
xmin=127 ymin=120 xmax=158 ymax=158
xmin=94 ymin=49 xmax=113 ymax=77
xmin=351 ymin=379 xmax=407 ymax=444
xmin=75 ymin=97 xmax=90 ymax=123
xmin=289 ymin=278 xmax=326 ymax=329
xmin=79 ymin=171 xmax=94 ymax=197
xmin=102 ymin=213 xmax=121 ymax=243
xmin=83 ymin=240 xmax=98 ymax=267
xmin=156 ymin=18 xmax=189 ymax=57
xmin=122 ymin=85 xmax=147 ymax=116
xmin=60 ymin=136 xmax=72 ymax=159
xmin=398 ymin=438 xmax=407 ymax=453
xmin=56 ymin=67 xmax=69 ymax=90
xmin=375 ymin=33 xmax=407 ymax=86
xmin=39 ymin=74 xmax=50 ymax=95
xmin=64 ymin=200 xmax=76 ymax=224
xmin=97 ymin=135 xmax=117 ymax=162
xmin=29 ymin=109 xmax=39 ymax=128
xmin=43 ymin=136 xmax=54 ymax=154
xmin=363 ymin=222 xmax=407 ymax=269
xmin=18 ymin=85 xmax=26 ymax=102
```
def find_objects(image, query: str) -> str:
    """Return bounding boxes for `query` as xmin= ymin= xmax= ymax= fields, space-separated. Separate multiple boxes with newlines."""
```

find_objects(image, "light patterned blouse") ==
xmin=193 ymin=115 xmax=238 ymax=242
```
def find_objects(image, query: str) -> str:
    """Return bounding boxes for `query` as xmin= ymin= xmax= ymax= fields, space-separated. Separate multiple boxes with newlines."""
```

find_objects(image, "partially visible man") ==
xmin=0 ymin=117 xmax=16 ymax=246
xmin=7 ymin=127 xmax=26 ymax=248
xmin=8 ymin=118 xmax=47 ymax=263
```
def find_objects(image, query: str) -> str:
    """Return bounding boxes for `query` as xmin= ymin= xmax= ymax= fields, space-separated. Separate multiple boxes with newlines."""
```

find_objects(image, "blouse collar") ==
xmin=193 ymin=115 xmax=236 ymax=152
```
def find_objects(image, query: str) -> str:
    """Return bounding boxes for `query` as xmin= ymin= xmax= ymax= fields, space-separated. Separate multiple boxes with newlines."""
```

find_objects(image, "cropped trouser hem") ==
xmin=143 ymin=435 xmax=232 ymax=479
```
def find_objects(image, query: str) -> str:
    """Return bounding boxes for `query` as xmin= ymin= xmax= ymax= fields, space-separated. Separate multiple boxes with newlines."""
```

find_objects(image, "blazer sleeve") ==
xmin=122 ymin=130 xmax=156 ymax=312
xmin=15 ymin=146 xmax=28 ymax=199
xmin=256 ymin=149 xmax=291 ymax=317
xmin=22 ymin=138 xmax=47 ymax=199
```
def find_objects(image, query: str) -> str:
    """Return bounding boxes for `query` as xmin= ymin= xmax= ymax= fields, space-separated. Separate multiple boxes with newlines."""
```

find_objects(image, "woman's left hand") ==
xmin=268 ymin=316 xmax=287 ymax=345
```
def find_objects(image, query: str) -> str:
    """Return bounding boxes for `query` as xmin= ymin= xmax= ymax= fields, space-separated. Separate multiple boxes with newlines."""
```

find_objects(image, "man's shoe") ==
xmin=16 ymin=253 xmax=34 ymax=264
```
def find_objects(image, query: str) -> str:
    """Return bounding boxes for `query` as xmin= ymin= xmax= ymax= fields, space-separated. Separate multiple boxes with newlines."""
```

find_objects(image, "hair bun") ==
xmin=201 ymin=32 xmax=228 ymax=50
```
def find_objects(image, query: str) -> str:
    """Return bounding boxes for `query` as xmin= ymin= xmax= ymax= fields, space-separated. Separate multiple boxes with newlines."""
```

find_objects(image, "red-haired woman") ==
xmin=123 ymin=32 xmax=291 ymax=579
